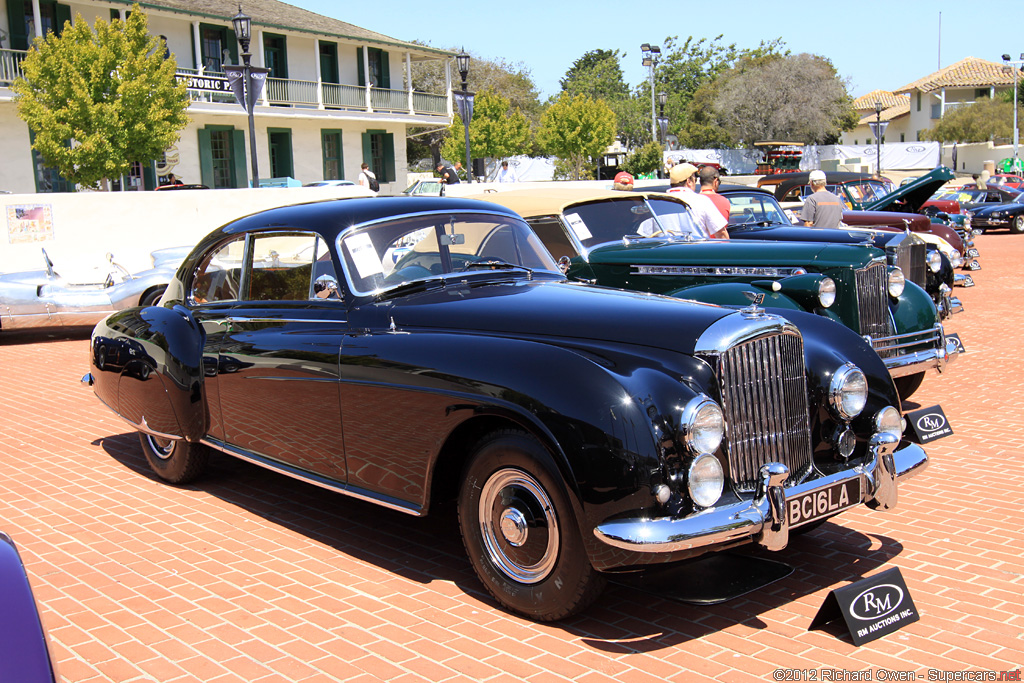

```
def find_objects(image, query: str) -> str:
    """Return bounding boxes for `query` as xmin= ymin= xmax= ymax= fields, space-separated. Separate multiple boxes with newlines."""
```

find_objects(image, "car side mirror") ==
xmin=313 ymin=274 xmax=340 ymax=299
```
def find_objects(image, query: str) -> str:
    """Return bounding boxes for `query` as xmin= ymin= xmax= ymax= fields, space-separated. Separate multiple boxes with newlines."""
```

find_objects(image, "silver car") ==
xmin=1 ymin=247 xmax=187 ymax=331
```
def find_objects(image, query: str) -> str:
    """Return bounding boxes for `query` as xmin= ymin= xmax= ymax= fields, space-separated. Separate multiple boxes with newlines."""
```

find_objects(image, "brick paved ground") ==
xmin=1 ymin=232 xmax=1021 ymax=683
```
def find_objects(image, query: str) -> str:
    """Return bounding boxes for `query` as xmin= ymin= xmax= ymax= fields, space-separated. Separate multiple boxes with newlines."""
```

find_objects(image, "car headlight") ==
xmin=927 ymin=250 xmax=942 ymax=273
xmin=680 ymin=396 xmax=725 ymax=455
xmin=948 ymin=249 xmax=963 ymax=269
xmin=829 ymin=363 xmax=868 ymax=420
xmin=688 ymin=453 xmax=724 ymax=508
xmin=874 ymin=406 xmax=903 ymax=440
xmin=818 ymin=277 xmax=836 ymax=308
xmin=888 ymin=267 xmax=905 ymax=297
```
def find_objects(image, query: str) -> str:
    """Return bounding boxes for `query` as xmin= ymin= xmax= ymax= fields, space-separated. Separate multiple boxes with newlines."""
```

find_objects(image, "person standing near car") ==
xmin=800 ymin=169 xmax=844 ymax=228
xmin=698 ymin=166 xmax=730 ymax=221
xmin=667 ymin=163 xmax=728 ymax=239
xmin=496 ymin=160 xmax=518 ymax=183
xmin=437 ymin=162 xmax=460 ymax=184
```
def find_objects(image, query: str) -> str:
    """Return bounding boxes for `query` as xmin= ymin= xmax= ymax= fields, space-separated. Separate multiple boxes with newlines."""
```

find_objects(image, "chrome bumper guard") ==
xmin=594 ymin=435 xmax=926 ymax=554
xmin=869 ymin=324 xmax=958 ymax=378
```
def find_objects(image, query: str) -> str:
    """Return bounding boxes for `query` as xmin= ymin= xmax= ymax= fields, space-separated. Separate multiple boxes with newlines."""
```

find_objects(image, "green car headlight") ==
xmin=829 ymin=363 xmax=868 ymax=420
xmin=818 ymin=277 xmax=836 ymax=308
xmin=888 ymin=267 xmax=905 ymax=298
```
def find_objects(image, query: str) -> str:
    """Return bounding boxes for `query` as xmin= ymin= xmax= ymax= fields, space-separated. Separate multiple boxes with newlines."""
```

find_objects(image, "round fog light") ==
xmin=874 ymin=406 xmax=903 ymax=440
xmin=927 ymin=250 xmax=942 ymax=273
xmin=688 ymin=454 xmax=724 ymax=508
xmin=829 ymin=426 xmax=856 ymax=461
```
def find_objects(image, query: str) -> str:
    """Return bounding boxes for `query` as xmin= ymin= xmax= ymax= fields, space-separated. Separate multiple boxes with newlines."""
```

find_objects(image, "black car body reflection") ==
xmin=83 ymin=196 xmax=928 ymax=621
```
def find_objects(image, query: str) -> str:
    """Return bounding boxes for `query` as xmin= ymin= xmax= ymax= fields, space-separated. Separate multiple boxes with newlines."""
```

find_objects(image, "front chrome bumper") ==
xmin=869 ymin=323 xmax=958 ymax=378
xmin=594 ymin=435 xmax=926 ymax=554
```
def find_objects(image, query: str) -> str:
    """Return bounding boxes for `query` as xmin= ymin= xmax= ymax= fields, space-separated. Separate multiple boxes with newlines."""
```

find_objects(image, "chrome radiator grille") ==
xmin=719 ymin=330 xmax=812 ymax=491
xmin=855 ymin=261 xmax=896 ymax=357
xmin=894 ymin=240 xmax=926 ymax=288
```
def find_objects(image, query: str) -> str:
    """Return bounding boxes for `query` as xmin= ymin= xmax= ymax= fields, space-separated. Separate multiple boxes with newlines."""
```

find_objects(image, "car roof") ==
xmin=768 ymin=172 xmax=890 ymax=198
xmin=717 ymin=184 xmax=773 ymax=196
xmin=214 ymin=196 xmax=523 ymax=241
xmin=465 ymin=188 xmax=688 ymax=217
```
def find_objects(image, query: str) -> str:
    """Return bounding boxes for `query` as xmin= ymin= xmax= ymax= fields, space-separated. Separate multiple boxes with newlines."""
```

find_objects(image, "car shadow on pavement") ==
xmin=94 ymin=431 xmax=903 ymax=651
xmin=0 ymin=325 xmax=92 ymax=345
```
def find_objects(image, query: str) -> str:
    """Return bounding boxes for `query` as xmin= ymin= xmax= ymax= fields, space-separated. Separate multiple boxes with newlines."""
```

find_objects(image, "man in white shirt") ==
xmin=496 ymin=160 xmax=518 ymax=183
xmin=358 ymin=163 xmax=378 ymax=193
xmin=666 ymin=163 xmax=729 ymax=239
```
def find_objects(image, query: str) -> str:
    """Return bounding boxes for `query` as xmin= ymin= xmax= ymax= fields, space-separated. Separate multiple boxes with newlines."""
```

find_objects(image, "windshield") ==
xmin=561 ymin=196 xmax=702 ymax=249
xmin=723 ymin=192 xmax=791 ymax=226
xmin=843 ymin=180 xmax=894 ymax=202
xmin=339 ymin=212 xmax=560 ymax=295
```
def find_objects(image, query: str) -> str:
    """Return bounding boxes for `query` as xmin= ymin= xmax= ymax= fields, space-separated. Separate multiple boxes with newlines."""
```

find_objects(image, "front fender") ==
xmin=90 ymin=304 xmax=207 ymax=441
xmin=892 ymin=280 xmax=940 ymax=333
xmin=667 ymin=282 xmax=806 ymax=312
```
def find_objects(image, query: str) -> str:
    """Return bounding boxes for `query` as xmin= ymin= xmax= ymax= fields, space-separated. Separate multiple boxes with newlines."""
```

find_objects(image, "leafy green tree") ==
xmin=441 ymin=89 xmax=531 ymax=165
xmin=619 ymin=141 xmax=663 ymax=177
xmin=12 ymin=5 xmax=189 ymax=190
xmin=537 ymin=93 xmax=616 ymax=180
xmin=923 ymin=98 xmax=1015 ymax=143
xmin=409 ymin=46 xmax=541 ymax=167
xmin=713 ymin=53 xmax=854 ymax=145
xmin=560 ymin=49 xmax=630 ymax=101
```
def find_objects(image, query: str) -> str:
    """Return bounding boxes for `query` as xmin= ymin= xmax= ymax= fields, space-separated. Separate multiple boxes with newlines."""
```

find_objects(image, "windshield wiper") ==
xmin=463 ymin=259 xmax=534 ymax=278
xmin=375 ymin=277 xmax=447 ymax=301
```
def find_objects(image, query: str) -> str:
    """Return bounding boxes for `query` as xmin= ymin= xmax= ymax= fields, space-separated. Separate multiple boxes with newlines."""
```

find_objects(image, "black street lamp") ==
xmin=641 ymin=44 xmax=661 ymax=143
xmin=455 ymin=50 xmax=473 ymax=183
xmin=231 ymin=5 xmax=260 ymax=187
xmin=874 ymin=101 xmax=883 ymax=176
xmin=657 ymin=91 xmax=668 ymax=145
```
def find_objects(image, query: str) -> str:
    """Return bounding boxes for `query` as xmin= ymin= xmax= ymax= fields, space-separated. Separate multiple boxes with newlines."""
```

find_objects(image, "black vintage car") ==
xmin=962 ymin=196 xmax=1024 ymax=234
xmin=82 ymin=196 xmax=927 ymax=621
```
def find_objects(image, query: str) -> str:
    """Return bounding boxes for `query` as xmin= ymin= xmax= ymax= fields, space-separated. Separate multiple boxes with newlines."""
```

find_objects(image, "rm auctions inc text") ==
xmin=771 ymin=670 xmax=1021 ymax=682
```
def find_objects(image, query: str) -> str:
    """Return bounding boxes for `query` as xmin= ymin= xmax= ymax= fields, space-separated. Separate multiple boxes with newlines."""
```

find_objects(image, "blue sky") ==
xmin=288 ymin=0 xmax=1022 ymax=100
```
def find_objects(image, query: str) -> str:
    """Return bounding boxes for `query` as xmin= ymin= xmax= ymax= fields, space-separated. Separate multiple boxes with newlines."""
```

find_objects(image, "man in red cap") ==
xmin=613 ymin=171 xmax=634 ymax=191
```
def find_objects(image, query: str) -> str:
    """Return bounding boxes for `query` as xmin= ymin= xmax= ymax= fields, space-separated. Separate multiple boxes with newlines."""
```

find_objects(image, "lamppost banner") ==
xmin=454 ymin=91 xmax=475 ymax=123
xmin=224 ymin=65 xmax=270 ymax=113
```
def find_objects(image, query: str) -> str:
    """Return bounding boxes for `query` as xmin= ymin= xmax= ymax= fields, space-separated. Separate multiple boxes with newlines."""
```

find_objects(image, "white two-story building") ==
xmin=0 ymin=0 xmax=455 ymax=193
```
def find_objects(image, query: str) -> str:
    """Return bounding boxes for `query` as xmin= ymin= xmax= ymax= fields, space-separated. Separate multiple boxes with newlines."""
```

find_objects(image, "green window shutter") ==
xmin=55 ymin=3 xmax=71 ymax=35
xmin=227 ymin=29 xmax=238 ymax=64
xmin=361 ymin=131 xmax=372 ymax=166
xmin=6 ymin=0 xmax=27 ymax=49
xmin=356 ymin=47 xmax=365 ymax=86
xmin=198 ymin=128 xmax=214 ymax=186
xmin=383 ymin=133 xmax=395 ymax=183
xmin=232 ymin=130 xmax=248 ymax=188
xmin=380 ymin=51 xmax=390 ymax=89
xmin=142 ymin=162 xmax=157 ymax=191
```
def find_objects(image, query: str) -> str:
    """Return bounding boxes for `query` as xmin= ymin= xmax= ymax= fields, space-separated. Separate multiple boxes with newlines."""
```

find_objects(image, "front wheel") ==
xmin=138 ymin=433 xmax=209 ymax=484
xmin=457 ymin=430 xmax=605 ymax=621
xmin=894 ymin=372 xmax=926 ymax=401
xmin=1011 ymin=215 xmax=1024 ymax=234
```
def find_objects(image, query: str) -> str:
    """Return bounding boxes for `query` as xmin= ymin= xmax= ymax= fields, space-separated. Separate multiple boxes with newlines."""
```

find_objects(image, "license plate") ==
xmin=788 ymin=479 xmax=862 ymax=528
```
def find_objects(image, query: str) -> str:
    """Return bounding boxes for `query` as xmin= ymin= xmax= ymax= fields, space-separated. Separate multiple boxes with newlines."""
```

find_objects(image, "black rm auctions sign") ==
xmin=904 ymin=404 xmax=953 ymax=444
xmin=175 ymin=72 xmax=231 ymax=93
xmin=810 ymin=567 xmax=920 ymax=645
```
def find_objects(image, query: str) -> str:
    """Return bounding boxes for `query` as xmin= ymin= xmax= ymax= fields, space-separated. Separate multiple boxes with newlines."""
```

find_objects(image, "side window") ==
xmin=191 ymin=237 xmax=245 ymax=304
xmin=248 ymin=234 xmax=319 ymax=301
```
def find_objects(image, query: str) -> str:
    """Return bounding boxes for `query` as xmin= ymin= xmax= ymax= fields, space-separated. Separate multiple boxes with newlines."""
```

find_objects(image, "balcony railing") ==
xmin=932 ymin=101 xmax=974 ymax=120
xmin=176 ymin=64 xmax=448 ymax=116
xmin=0 ymin=49 xmax=27 ymax=86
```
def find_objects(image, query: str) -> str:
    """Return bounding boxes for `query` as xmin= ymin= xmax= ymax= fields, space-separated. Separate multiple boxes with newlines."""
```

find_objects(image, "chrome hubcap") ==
xmin=478 ymin=468 xmax=558 ymax=584
xmin=145 ymin=434 xmax=175 ymax=460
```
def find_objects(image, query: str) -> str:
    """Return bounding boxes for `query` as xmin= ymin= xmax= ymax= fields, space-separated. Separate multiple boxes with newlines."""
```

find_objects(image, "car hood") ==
xmin=727 ymin=224 xmax=884 ymax=246
xmin=970 ymin=202 xmax=1024 ymax=215
xmin=864 ymin=166 xmax=955 ymax=213
xmin=584 ymin=237 xmax=880 ymax=269
xmin=382 ymin=278 xmax=736 ymax=356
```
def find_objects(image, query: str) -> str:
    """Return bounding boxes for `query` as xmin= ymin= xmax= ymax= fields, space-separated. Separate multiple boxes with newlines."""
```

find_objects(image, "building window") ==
xmin=357 ymin=47 xmax=390 ymax=89
xmin=263 ymin=34 xmax=288 ymax=78
xmin=900 ymin=133 xmax=905 ymax=142
xmin=361 ymin=129 xmax=394 ymax=183
xmin=198 ymin=125 xmax=246 ymax=188
xmin=975 ymin=88 xmax=990 ymax=99
xmin=198 ymin=23 xmax=236 ymax=73
xmin=210 ymin=130 xmax=233 ymax=187
xmin=268 ymin=129 xmax=293 ymax=179
xmin=916 ymin=92 xmax=921 ymax=112
xmin=322 ymin=130 xmax=343 ymax=180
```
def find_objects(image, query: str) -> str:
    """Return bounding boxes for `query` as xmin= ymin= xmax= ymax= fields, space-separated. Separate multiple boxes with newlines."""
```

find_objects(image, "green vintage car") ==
xmin=478 ymin=188 xmax=957 ymax=399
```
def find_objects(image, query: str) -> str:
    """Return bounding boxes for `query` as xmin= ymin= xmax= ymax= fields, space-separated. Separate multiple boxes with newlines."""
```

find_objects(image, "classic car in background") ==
xmin=927 ymin=184 xmax=1023 ymax=216
xmin=0 ymin=532 xmax=60 ymax=682
xmin=1 ymin=247 xmax=185 ymax=331
xmin=716 ymin=184 xmax=964 ymax=319
xmin=967 ymin=198 xmax=1024 ymax=233
xmin=82 ymin=195 xmax=928 ymax=621
xmin=402 ymin=178 xmax=445 ymax=196
xmin=477 ymin=189 xmax=957 ymax=399
xmin=758 ymin=170 xmax=895 ymax=209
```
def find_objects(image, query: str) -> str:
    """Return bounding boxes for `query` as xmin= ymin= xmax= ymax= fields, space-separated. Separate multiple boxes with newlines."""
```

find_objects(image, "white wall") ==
xmin=0 ymin=185 xmax=372 ymax=275
xmin=0 ymin=106 xmax=35 ymax=194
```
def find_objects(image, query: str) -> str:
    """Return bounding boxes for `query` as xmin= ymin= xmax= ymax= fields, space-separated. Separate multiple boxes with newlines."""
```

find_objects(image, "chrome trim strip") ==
xmin=200 ymin=437 xmax=423 ymax=516
xmin=631 ymin=265 xmax=801 ymax=277
xmin=224 ymin=317 xmax=348 ymax=324
xmin=593 ymin=441 xmax=927 ymax=554
xmin=243 ymin=376 xmax=340 ymax=382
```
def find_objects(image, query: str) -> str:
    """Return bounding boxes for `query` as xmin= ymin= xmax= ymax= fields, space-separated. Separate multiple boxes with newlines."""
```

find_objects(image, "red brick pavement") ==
xmin=1 ymin=233 xmax=1021 ymax=682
